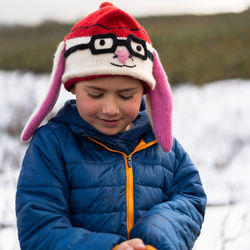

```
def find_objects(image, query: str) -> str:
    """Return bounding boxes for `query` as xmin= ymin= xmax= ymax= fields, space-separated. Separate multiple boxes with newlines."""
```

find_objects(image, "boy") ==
xmin=16 ymin=2 xmax=206 ymax=249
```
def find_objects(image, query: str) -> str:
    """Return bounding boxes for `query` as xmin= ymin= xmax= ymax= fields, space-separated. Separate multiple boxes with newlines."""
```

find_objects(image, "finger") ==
xmin=116 ymin=241 xmax=134 ymax=250
xmin=127 ymin=238 xmax=145 ymax=249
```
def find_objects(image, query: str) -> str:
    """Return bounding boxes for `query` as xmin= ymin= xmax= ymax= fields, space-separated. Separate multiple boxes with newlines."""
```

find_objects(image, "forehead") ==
xmin=78 ymin=76 xmax=143 ymax=91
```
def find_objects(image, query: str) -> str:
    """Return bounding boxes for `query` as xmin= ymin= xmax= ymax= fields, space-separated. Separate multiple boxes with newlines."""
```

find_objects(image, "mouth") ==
xmin=110 ymin=63 xmax=136 ymax=68
xmin=100 ymin=118 xmax=120 ymax=127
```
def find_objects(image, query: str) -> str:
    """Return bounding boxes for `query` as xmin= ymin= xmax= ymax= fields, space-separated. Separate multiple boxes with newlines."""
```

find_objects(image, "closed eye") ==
xmin=119 ymin=94 xmax=133 ymax=100
xmin=88 ymin=93 xmax=103 ymax=99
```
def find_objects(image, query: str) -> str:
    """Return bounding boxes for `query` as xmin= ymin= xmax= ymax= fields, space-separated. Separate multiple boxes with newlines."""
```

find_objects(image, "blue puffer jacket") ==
xmin=16 ymin=100 xmax=206 ymax=250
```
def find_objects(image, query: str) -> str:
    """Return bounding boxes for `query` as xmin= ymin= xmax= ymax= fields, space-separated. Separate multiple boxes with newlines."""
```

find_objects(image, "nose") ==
xmin=102 ymin=96 xmax=119 ymax=116
xmin=117 ymin=49 xmax=129 ymax=64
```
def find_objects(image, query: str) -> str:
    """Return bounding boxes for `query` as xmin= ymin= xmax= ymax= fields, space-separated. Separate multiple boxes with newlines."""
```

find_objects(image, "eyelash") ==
xmin=119 ymin=95 xmax=133 ymax=100
xmin=88 ymin=93 xmax=103 ymax=99
xmin=88 ymin=93 xmax=133 ymax=100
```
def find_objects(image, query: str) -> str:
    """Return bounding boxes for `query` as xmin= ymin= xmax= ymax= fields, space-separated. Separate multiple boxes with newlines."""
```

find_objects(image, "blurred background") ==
xmin=0 ymin=0 xmax=250 ymax=249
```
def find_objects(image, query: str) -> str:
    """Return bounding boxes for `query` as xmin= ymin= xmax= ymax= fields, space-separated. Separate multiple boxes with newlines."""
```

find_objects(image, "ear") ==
xmin=145 ymin=50 xmax=173 ymax=152
xmin=21 ymin=41 xmax=66 ymax=142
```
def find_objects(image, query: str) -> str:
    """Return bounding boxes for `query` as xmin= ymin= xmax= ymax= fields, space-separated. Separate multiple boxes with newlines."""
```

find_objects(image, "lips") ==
xmin=100 ymin=118 xmax=120 ymax=127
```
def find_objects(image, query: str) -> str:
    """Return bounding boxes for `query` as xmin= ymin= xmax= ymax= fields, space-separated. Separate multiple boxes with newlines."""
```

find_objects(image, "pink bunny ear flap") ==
xmin=145 ymin=50 xmax=173 ymax=152
xmin=21 ymin=41 xmax=66 ymax=142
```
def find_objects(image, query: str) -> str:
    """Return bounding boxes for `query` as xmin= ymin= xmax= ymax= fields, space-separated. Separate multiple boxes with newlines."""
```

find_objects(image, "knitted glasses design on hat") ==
xmin=64 ymin=33 xmax=154 ymax=68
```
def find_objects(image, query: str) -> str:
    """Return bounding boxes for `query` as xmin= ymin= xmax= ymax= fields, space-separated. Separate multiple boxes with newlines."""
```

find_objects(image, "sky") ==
xmin=1 ymin=0 xmax=250 ymax=25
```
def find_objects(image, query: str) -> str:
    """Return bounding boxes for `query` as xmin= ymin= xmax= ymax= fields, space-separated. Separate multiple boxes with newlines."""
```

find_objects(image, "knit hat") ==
xmin=21 ymin=2 xmax=173 ymax=152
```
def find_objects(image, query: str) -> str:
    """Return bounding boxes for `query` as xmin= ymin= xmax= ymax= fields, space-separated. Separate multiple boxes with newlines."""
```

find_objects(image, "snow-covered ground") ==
xmin=173 ymin=81 xmax=250 ymax=250
xmin=0 ymin=70 xmax=250 ymax=250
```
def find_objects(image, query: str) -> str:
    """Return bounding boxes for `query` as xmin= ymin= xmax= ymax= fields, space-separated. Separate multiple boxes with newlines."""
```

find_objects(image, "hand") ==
xmin=115 ymin=238 xmax=146 ymax=250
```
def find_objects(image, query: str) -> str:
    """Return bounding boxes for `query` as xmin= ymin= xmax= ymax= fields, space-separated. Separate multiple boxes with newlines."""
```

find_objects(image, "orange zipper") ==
xmin=88 ymin=137 xmax=157 ymax=238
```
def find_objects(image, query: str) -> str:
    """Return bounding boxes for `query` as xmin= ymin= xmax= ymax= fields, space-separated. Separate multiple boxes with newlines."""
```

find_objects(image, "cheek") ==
xmin=76 ymin=94 xmax=99 ymax=119
xmin=122 ymin=98 xmax=142 ymax=119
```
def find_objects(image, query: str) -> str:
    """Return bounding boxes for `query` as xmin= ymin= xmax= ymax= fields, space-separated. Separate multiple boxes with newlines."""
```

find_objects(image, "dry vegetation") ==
xmin=0 ymin=10 xmax=249 ymax=85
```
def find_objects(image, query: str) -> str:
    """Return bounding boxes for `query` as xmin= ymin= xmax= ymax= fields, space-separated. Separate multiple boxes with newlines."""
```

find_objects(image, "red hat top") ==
xmin=64 ymin=2 xmax=152 ymax=44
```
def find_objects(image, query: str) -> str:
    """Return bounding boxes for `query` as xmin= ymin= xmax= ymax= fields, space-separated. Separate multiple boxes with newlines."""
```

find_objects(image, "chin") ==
xmin=97 ymin=126 xmax=128 ymax=135
xmin=100 ymin=129 xmax=121 ymax=135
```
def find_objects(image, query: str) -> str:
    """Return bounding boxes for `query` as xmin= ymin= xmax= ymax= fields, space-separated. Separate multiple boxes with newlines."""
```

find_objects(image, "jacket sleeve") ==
xmin=129 ymin=139 xmax=207 ymax=250
xmin=16 ymin=126 xmax=124 ymax=250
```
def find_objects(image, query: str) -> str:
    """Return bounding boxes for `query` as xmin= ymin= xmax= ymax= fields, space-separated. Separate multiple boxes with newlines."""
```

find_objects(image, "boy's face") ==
xmin=71 ymin=76 xmax=144 ymax=135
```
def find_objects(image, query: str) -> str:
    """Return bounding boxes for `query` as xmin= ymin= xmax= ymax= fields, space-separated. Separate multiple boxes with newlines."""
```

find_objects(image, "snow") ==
xmin=0 ymin=70 xmax=250 ymax=249
xmin=173 ymin=80 xmax=250 ymax=250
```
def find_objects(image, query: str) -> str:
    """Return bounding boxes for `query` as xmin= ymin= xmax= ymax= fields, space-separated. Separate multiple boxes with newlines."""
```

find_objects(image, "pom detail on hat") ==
xmin=100 ymin=2 xmax=114 ymax=8
xmin=64 ymin=3 xmax=151 ymax=43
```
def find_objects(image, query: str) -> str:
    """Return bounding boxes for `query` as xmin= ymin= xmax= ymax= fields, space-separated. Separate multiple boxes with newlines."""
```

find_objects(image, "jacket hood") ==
xmin=49 ymin=98 xmax=154 ymax=154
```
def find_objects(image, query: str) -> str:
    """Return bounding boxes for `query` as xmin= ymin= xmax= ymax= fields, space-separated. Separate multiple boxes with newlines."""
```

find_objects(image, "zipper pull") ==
xmin=127 ymin=155 xmax=132 ymax=168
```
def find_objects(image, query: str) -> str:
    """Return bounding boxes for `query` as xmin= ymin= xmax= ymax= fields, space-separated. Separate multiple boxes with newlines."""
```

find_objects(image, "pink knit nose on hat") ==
xmin=117 ymin=49 xmax=130 ymax=64
xmin=21 ymin=2 xmax=173 ymax=152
